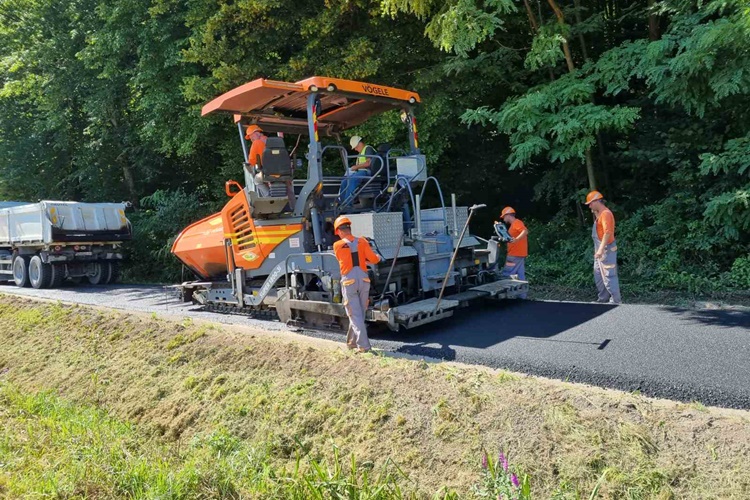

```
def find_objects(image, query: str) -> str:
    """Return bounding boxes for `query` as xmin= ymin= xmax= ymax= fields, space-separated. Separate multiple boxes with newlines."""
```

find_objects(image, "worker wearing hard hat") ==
xmin=245 ymin=125 xmax=266 ymax=164
xmin=333 ymin=215 xmax=381 ymax=352
xmin=339 ymin=136 xmax=376 ymax=205
xmin=245 ymin=125 xmax=271 ymax=197
xmin=585 ymin=190 xmax=621 ymax=304
xmin=245 ymin=125 xmax=295 ymax=208
xmin=499 ymin=206 xmax=528 ymax=299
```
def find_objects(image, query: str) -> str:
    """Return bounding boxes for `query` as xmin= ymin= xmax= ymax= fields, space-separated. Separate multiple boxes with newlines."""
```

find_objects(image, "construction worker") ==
xmin=333 ymin=215 xmax=381 ymax=352
xmin=500 ymin=206 xmax=528 ymax=299
xmin=585 ymin=190 xmax=621 ymax=304
xmin=245 ymin=125 xmax=295 ymax=208
xmin=339 ymin=136 xmax=376 ymax=205
xmin=245 ymin=125 xmax=270 ymax=196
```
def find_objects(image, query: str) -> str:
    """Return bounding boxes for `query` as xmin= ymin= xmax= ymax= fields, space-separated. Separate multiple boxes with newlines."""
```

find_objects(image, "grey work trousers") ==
xmin=342 ymin=276 xmax=371 ymax=350
xmin=501 ymin=255 xmax=527 ymax=299
xmin=593 ymin=245 xmax=621 ymax=304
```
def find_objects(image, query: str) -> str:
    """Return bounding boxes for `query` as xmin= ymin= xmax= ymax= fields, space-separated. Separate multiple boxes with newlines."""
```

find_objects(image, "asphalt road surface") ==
xmin=2 ymin=283 xmax=749 ymax=409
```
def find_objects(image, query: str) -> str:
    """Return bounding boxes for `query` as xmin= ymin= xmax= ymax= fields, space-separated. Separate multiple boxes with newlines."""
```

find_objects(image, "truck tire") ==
xmin=49 ymin=264 xmax=65 ymax=288
xmin=107 ymin=261 xmax=121 ymax=284
xmin=87 ymin=262 xmax=111 ymax=285
xmin=12 ymin=255 xmax=30 ymax=288
xmin=29 ymin=255 xmax=53 ymax=289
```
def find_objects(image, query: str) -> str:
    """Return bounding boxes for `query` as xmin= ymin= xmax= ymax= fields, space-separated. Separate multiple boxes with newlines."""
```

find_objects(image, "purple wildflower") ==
xmin=511 ymin=473 xmax=520 ymax=488
xmin=499 ymin=452 xmax=509 ymax=471
xmin=481 ymin=452 xmax=488 ymax=469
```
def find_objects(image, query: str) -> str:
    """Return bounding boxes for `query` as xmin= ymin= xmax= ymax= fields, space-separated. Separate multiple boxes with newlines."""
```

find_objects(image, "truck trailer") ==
xmin=0 ymin=201 xmax=132 ymax=288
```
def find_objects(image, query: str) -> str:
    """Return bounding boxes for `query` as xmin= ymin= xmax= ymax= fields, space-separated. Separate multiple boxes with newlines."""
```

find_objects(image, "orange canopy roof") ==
xmin=201 ymin=76 xmax=421 ymax=135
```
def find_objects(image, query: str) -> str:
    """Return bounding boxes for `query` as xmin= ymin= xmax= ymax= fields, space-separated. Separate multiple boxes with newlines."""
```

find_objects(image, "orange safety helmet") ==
xmin=334 ymin=215 xmax=352 ymax=233
xmin=585 ymin=190 xmax=604 ymax=205
xmin=500 ymin=206 xmax=516 ymax=218
xmin=245 ymin=124 xmax=263 ymax=139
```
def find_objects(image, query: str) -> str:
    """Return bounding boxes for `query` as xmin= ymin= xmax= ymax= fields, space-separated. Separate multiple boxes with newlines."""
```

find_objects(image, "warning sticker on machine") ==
xmin=289 ymin=238 xmax=300 ymax=248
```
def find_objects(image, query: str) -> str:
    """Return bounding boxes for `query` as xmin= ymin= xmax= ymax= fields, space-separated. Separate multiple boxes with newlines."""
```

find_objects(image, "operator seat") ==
xmin=261 ymin=137 xmax=292 ymax=197
xmin=248 ymin=137 xmax=293 ymax=216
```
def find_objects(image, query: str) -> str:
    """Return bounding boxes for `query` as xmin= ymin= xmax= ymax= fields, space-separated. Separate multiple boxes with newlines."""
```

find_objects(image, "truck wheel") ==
xmin=29 ymin=255 xmax=53 ymax=289
xmin=87 ymin=262 xmax=111 ymax=285
xmin=106 ymin=262 xmax=121 ymax=284
xmin=49 ymin=264 xmax=65 ymax=288
xmin=12 ymin=255 xmax=30 ymax=288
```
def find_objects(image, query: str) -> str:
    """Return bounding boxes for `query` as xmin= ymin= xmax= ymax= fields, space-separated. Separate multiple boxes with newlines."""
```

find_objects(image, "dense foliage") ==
xmin=0 ymin=0 xmax=748 ymax=296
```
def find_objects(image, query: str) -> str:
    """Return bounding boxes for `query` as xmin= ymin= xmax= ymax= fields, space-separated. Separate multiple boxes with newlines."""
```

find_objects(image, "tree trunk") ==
xmin=525 ymin=0 xmax=555 ymax=80
xmin=523 ymin=0 xmax=540 ymax=32
xmin=119 ymin=155 xmax=138 ymax=208
xmin=648 ymin=0 xmax=660 ymax=40
xmin=546 ymin=0 xmax=576 ymax=72
xmin=573 ymin=0 xmax=589 ymax=61
xmin=547 ymin=0 xmax=597 ymax=190
xmin=110 ymin=116 xmax=139 ymax=207
xmin=585 ymin=149 xmax=597 ymax=191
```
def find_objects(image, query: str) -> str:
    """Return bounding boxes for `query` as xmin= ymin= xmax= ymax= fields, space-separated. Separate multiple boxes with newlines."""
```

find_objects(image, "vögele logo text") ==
xmin=361 ymin=84 xmax=390 ymax=96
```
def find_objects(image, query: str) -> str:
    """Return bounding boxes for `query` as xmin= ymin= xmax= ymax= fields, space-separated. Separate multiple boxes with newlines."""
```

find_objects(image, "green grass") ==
xmin=0 ymin=383 xmax=438 ymax=499
xmin=1 ymin=296 xmax=749 ymax=498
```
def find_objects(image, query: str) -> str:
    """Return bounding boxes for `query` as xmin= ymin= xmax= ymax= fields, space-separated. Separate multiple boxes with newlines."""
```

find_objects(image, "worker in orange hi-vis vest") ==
xmin=585 ymin=190 xmax=622 ymax=304
xmin=332 ymin=216 xmax=382 ymax=352
xmin=499 ymin=206 xmax=528 ymax=299
xmin=244 ymin=124 xmax=270 ymax=197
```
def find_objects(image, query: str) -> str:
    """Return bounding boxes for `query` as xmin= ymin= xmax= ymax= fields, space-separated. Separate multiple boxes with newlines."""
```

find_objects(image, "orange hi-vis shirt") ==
xmin=506 ymin=219 xmax=528 ymax=257
xmin=333 ymin=237 xmax=381 ymax=276
xmin=596 ymin=209 xmax=616 ymax=245
xmin=248 ymin=139 xmax=265 ymax=166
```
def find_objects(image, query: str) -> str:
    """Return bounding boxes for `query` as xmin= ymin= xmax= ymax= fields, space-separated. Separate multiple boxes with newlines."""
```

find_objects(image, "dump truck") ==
xmin=0 ymin=201 xmax=132 ymax=288
xmin=172 ymin=77 xmax=527 ymax=331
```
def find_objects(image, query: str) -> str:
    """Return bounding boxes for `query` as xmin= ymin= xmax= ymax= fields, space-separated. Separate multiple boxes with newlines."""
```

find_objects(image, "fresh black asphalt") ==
xmin=2 ymin=284 xmax=749 ymax=409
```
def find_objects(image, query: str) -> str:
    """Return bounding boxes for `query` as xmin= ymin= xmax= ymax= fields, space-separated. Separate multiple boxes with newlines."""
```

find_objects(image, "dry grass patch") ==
xmin=0 ymin=295 xmax=749 ymax=498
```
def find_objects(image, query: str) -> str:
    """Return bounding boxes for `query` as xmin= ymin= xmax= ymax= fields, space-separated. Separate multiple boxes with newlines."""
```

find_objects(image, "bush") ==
xmin=123 ymin=189 xmax=223 ymax=284
xmin=525 ymin=203 xmax=750 ymax=299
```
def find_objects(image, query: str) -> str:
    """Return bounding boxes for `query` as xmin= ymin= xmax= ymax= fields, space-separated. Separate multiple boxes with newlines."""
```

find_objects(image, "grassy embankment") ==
xmin=0 ymin=295 xmax=749 ymax=498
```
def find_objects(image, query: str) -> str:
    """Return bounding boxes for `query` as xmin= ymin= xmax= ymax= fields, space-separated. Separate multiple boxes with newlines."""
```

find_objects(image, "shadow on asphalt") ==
xmin=660 ymin=306 xmax=750 ymax=329
xmin=371 ymin=299 xmax=617 ymax=360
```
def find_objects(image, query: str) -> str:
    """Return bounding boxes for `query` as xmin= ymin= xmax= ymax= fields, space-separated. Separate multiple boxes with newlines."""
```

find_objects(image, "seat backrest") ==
xmin=261 ymin=137 xmax=291 ymax=178
xmin=375 ymin=143 xmax=390 ymax=183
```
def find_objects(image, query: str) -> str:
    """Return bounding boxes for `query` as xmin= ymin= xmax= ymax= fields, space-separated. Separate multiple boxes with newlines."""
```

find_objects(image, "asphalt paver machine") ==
xmin=172 ymin=77 xmax=527 ymax=331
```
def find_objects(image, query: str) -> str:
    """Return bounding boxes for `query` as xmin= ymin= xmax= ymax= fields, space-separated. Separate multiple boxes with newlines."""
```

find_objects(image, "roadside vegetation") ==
xmin=1 ymin=0 xmax=749 ymax=301
xmin=1 ymin=295 xmax=748 ymax=498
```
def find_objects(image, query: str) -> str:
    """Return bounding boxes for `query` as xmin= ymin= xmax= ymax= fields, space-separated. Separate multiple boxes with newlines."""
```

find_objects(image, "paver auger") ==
xmin=172 ymin=77 xmax=527 ymax=331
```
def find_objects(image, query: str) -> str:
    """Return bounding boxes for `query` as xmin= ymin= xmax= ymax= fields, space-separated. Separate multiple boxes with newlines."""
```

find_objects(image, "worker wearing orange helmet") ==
xmin=585 ymin=190 xmax=621 ymax=304
xmin=245 ymin=124 xmax=267 ymax=166
xmin=332 ymin=215 xmax=382 ymax=352
xmin=245 ymin=125 xmax=270 ymax=197
xmin=499 ymin=206 xmax=528 ymax=299
xmin=245 ymin=125 xmax=295 ymax=208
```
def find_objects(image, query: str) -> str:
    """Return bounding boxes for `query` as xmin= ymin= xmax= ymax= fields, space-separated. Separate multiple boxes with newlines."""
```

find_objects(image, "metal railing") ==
xmin=320 ymin=145 xmax=385 ymax=209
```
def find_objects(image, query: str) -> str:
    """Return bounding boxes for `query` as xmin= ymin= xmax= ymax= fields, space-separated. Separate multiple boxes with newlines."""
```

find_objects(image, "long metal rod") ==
xmin=237 ymin=122 xmax=249 ymax=161
xmin=451 ymin=193 xmax=458 ymax=237
xmin=379 ymin=232 xmax=405 ymax=304
xmin=433 ymin=204 xmax=486 ymax=313
xmin=415 ymin=194 xmax=421 ymax=235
